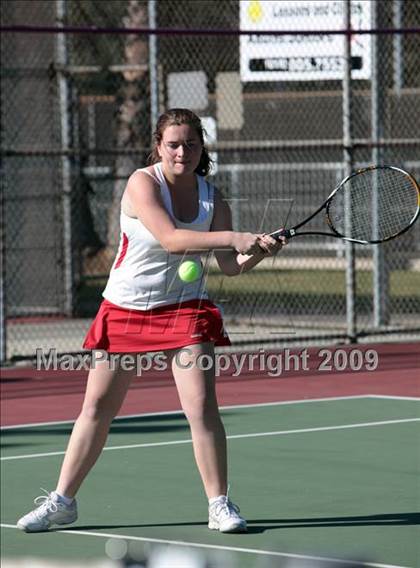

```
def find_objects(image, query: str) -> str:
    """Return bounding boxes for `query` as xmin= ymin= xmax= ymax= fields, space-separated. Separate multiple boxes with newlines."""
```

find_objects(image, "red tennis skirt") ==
xmin=83 ymin=298 xmax=231 ymax=353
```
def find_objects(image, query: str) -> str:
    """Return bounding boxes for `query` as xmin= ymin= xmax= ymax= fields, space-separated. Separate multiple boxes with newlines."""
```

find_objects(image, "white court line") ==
xmin=367 ymin=395 xmax=420 ymax=401
xmin=2 ymin=394 xmax=415 ymax=430
xmin=2 ymin=417 xmax=419 ymax=462
xmin=0 ymin=523 xmax=409 ymax=568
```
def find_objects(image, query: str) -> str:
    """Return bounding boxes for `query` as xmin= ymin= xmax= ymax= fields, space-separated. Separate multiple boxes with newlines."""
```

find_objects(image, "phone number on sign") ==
xmin=252 ymin=55 xmax=344 ymax=73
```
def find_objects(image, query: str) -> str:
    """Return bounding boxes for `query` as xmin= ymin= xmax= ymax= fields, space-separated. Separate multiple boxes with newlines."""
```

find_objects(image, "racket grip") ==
xmin=270 ymin=228 xmax=293 ymax=240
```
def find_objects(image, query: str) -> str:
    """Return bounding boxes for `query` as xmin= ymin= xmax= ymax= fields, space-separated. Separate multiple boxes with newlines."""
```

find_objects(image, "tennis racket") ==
xmin=271 ymin=165 xmax=420 ymax=245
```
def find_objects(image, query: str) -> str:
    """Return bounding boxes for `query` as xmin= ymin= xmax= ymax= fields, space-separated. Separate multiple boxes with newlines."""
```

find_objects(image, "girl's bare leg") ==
xmin=169 ymin=343 xmax=227 ymax=499
xmin=55 ymin=359 xmax=135 ymax=498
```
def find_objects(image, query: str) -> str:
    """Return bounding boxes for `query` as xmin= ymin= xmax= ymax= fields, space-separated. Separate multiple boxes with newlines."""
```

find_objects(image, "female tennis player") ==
xmin=17 ymin=108 xmax=286 ymax=534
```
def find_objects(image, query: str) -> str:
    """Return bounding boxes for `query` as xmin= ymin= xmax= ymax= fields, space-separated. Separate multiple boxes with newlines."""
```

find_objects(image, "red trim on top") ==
xmin=114 ymin=232 xmax=129 ymax=269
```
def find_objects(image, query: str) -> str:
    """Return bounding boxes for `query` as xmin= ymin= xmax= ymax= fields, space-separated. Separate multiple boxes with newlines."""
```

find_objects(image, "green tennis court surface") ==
xmin=1 ymin=397 xmax=419 ymax=567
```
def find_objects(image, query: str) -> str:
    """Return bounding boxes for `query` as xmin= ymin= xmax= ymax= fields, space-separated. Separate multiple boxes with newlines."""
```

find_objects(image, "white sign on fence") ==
xmin=201 ymin=116 xmax=218 ymax=174
xmin=240 ymin=0 xmax=372 ymax=82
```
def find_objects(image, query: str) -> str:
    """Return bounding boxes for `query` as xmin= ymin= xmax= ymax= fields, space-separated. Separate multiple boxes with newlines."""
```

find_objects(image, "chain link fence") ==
xmin=1 ymin=0 xmax=419 ymax=361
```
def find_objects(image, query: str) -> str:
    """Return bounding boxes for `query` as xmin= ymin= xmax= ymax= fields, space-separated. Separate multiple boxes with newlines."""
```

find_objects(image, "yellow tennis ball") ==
xmin=178 ymin=260 xmax=202 ymax=283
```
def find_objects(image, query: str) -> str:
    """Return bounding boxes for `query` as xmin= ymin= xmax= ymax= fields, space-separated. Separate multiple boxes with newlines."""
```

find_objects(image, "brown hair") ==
xmin=148 ymin=108 xmax=213 ymax=177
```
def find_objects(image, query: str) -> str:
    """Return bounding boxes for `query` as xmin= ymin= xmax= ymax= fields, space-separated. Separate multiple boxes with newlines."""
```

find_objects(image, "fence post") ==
xmin=56 ymin=0 xmax=74 ymax=316
xmin=0 ymin=185 xmax=6 ymax=362
xmin=343 ymin=0 xmax=356 ymax=343
xmin=393 ymin=0 xmax=404 ymax=97
xmin=148 ymin=0 xmax=159 ymax=130
xmin=372 ymin=1 xmax=390 ymax=326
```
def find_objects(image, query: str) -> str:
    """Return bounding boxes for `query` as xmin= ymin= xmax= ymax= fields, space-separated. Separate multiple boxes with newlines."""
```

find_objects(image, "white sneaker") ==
xmin=208 ymin=495 xmax=247 ymax=533
xmin=17 ymin=490 xmax=78 ymax=532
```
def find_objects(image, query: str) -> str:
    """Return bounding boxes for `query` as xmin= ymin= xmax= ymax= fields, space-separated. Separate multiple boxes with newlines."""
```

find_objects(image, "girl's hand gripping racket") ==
xmin=271 ymin=165 xmax=420 ymax=245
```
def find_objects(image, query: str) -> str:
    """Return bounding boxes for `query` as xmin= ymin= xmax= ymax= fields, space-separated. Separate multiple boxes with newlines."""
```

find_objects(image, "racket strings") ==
xmin=328 ymin=168 xmax=419 ymax=242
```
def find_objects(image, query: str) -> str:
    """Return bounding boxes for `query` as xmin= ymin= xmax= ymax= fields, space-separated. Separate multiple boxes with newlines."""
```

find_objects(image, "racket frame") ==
xmin=270 ymin=165 xmax=420 ymax=245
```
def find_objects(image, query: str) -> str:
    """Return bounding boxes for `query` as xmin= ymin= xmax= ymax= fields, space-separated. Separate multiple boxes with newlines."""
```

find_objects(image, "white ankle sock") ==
xmin=53 ymin=491 xmax=73 ymax=505
xmin=209 ymin=495 xmax=226 ymax=505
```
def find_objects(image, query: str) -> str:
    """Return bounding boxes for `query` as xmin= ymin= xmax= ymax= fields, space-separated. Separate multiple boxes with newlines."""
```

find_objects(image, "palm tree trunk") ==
xmin=106 ymin=0 xmax=150 ymax=262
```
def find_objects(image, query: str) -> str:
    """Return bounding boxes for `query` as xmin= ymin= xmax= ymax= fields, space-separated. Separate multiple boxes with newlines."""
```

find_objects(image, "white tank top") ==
xmin=102 ymin=163 xmax=215 ymax=310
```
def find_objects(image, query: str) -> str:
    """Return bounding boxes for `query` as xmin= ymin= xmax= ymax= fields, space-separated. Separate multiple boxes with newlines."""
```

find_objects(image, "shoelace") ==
xmin=33 ymin=489 xmax=58 ymax=520
xmin=213 ymin=498 xmax=240 ymax=520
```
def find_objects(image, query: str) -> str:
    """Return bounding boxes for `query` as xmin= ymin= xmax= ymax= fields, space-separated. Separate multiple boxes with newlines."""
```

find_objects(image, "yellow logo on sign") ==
xmin=247 ymin=0 xmax=263 ymax=23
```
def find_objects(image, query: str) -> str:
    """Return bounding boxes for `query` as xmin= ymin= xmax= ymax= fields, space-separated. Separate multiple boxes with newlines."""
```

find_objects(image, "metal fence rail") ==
xmin=1 ymin=0 xmax=419 ymax=361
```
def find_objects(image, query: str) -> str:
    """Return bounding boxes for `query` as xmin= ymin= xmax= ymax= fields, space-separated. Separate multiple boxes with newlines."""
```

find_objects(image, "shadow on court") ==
xmin=0 ymin=442 xmax=39 ymax=449
xmin=54 ymin=512 xmax=420 ymax=534
xmin=1 ymin=412 xmax=237 ymax=439
xmin=0 ymin=423 xmax=191 ymax=439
